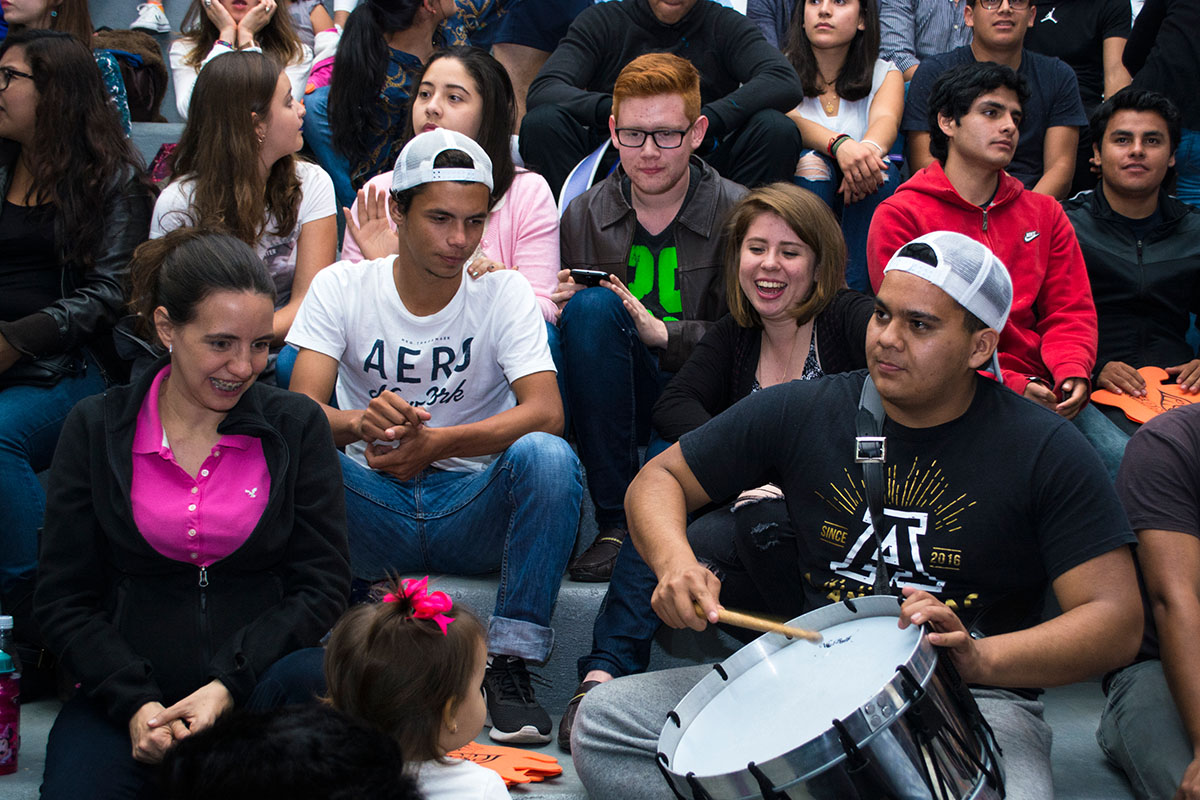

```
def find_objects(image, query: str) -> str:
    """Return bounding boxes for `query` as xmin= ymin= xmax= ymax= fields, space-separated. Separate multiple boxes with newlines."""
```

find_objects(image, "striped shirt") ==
xmin=880 ymin=0 xmax=974 ymax=75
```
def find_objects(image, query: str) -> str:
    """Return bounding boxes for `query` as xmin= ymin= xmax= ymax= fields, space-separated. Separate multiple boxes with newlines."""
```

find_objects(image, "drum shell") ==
xmin=656 ymin=596 xmax=1003 ymax=800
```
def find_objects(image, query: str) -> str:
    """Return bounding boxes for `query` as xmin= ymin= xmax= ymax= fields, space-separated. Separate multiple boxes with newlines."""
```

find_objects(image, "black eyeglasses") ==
xmin=977 ymin=0 xmax=1031 ymax=9
xmin=0 ymin=66 xmax=34 ymax=92
xmin=614 ymin=123 xmax=694 ymax=149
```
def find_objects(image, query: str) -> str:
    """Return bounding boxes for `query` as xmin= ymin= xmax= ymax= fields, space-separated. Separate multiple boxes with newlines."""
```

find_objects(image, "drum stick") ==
xmin=694 ymin=602 xmax=823 ymax=643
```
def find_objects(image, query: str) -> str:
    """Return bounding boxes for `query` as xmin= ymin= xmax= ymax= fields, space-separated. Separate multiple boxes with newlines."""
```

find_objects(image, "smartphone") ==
xmin=569 ymin=269 xmax=611 ymax=287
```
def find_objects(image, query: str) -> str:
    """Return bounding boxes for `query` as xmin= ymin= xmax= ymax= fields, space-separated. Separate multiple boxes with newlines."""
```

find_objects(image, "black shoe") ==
xmin=557 ymin=679 xmax=602 ymax=752
xmin=485 ymin=655 xmax=552 ymax=744
xmin=568 ymin=527 xmax=627 ymax=582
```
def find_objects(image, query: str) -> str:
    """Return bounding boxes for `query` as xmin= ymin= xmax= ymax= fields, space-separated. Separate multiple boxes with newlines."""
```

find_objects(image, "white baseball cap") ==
xmin=390 ymin=128 xmax=494 ymax=194
xmin=883 ymin=230 xmax=1013 ymax=378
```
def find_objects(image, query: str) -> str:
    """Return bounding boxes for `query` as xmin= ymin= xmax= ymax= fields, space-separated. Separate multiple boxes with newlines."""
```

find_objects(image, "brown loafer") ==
xmin=568 ymin=527 xmax=627 ymax=582
xmin=558 ymin=679 xmax=603 ymax=752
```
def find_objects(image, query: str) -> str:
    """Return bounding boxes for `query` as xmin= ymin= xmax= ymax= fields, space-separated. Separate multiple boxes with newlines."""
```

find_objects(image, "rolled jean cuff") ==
xmin=488 ymin=615 xmax=555 ymax=664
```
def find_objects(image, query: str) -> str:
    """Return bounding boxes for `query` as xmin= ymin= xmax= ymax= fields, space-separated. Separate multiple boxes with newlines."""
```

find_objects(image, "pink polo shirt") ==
xmin=131 ymin=366 xmax=271 ymax=566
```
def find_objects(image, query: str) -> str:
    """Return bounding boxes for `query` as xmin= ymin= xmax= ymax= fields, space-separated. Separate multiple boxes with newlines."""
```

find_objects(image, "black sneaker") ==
xmin=568 ymin=527 xmax=627 ymax=582
xmin=484 ymin=655 xmax=552 ymax=744
xmin=557 ymin=679 xmax=602 ymax=752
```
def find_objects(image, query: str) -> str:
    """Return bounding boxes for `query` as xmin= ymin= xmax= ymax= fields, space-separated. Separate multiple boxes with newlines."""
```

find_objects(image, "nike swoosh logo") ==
xmin=1024 ymin=231 xmax=1040 ymax=243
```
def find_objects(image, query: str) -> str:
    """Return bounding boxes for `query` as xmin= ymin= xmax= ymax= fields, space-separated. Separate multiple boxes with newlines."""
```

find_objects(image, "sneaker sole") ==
xmin=132 ymin=23 xmax=171 ymax=32
xmin=487 ymin=723 xmax=552 ymax=745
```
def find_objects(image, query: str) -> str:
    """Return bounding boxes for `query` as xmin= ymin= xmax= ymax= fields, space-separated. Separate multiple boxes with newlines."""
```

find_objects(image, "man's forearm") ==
xmin=424 ymin=398 xmax=562 ymax=464
xmin=1154 ymin=597 xmax=1200 ymax=754
xmin=626 ymin=457 xmax=699 ymax=577
xmin=973 ymin=595 xmax=1141 ymax=688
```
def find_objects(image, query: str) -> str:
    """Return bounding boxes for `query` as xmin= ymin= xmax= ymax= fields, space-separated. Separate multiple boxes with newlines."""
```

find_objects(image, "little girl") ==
xmin=324 ymin=578 xmax=509 ymax=799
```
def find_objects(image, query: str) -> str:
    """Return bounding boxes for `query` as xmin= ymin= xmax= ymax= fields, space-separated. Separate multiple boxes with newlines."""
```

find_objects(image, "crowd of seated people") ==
xmin=4 ymin=0 xmax=1200 ymax=797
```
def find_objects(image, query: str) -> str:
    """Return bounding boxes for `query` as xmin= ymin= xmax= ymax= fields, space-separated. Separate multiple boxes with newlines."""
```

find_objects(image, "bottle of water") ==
xmin=0 ymin=651 xmax=18 ymax=776
xmin=0 ymin=617 xmax=19 ymax=677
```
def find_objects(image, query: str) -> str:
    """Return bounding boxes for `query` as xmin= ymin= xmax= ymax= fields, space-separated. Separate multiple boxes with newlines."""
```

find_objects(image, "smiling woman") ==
xmin=35 ymin=227 xmax=350 ymax=800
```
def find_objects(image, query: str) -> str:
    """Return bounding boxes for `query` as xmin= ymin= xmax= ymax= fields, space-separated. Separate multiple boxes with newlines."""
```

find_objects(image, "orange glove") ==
xmin=446 ymin=741 xmax=563 ymax=786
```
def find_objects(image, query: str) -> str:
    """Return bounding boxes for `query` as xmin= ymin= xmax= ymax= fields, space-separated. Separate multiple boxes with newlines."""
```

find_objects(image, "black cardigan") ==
xmin=35 ymin=357 xmax=350 ymax=725
xmin=653 ymin=289 xmax=874 ymax=442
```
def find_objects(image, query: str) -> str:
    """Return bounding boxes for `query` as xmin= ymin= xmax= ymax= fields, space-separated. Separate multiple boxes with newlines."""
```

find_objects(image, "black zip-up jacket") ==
xmin=525 ymin=0 xmax=802 ymax=140
xmin=0 ymin=140 xmax=153 ymax=377
xmin=651 ymin=290 xmax=874 ymax=442
xmin=35 ymin=356 xmax=350 ymax=725
xmin=1063 ymin=186 xmax=1200 ymax=379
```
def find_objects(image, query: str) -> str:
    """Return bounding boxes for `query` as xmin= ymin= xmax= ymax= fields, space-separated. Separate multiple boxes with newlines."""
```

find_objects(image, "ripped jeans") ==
xmin=793 ymin=149 xmax=900 ymax=293
xmin=576 ymin=495 xmax=805 ymax=680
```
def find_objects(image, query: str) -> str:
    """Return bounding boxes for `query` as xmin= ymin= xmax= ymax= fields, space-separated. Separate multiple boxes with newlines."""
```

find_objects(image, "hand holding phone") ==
xmin=569 ymin=269 xmax=611 ymax=288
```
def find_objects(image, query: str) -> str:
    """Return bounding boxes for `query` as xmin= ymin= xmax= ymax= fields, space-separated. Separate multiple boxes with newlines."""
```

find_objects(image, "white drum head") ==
xmin=671 ymin=615 xmax=921 ymax=777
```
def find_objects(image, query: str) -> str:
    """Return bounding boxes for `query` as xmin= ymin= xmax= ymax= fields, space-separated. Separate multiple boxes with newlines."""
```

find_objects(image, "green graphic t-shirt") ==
xmin=622 ymin=163 xmax=701 ymax=323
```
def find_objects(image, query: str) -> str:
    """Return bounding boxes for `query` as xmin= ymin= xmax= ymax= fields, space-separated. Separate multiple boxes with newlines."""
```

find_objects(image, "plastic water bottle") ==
xmin=0 ymin=651 xmax=18 ymax=776
xmin=0 ymin=617 xmax=19 ymax=677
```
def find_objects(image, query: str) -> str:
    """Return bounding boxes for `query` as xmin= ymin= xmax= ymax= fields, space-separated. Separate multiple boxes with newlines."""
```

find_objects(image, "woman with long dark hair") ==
xmin=152 ymin=50 xmax=336 ymax=381
xmin=2 ymin=0 xmax=133 ymax=132
xmin=305 ymin=0 xmax=455 ymax=215
xmin=169 ymin=0 xmax=311 ymax=119
xmin=36 ymin=228 xmax=349 ymax=799
xmin=785 ymin=0 xmax=903 ymax=292
xmin=0 ymin=30 xmax=152 ymax=626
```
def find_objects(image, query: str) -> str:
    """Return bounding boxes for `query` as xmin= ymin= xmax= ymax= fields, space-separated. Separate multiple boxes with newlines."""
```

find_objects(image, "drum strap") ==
xmin=855 ymin=376 xmax=893 ymax=596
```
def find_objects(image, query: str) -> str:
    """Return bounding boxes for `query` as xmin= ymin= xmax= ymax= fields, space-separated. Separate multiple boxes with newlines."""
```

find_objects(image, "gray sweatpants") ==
xmin=572 ymin=664 xmax=1054 ymax=800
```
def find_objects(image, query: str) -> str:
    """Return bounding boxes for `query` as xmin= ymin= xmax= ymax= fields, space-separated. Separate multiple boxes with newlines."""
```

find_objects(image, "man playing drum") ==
xmin=570 ymin=231 xmax=1142 ymax=799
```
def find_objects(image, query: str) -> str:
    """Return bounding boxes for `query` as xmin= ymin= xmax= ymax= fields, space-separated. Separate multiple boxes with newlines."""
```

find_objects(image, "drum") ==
xmin=656 ymin=595 xmax=1004 ymax=800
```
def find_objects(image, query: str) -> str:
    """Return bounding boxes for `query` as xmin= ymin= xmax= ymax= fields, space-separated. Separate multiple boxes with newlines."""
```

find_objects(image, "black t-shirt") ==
xmin=1112 ymin=204 xmax=1164 ymax=243
xmin=622 ymin=163 xmax=701 ymax=322
xmin=1024 ymin=0 xmax=1131 ymax=110
xmin=0 ymin=201 xmax=59 ymax=323
xmin=902 ymin=46 xmax=1088 ymax=188
xmin=1115 ymin=403 xmax=1200 ymax=664
xmin=680 ymin=371 xmax=1134 ymax=637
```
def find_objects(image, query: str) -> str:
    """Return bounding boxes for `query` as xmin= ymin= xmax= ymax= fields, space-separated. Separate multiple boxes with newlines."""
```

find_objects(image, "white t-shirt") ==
xmin=168 ymin=40 xmax=314 ymax=120
xmin=412 ymin=758 xmax=509 ymax=800
xmin=286 ymin=257 xmax=555 ymax=472
xmin=793 ymin=59 xmax=899 ymax=141
xmin=150 ymin=160 xmax=335 ymax=310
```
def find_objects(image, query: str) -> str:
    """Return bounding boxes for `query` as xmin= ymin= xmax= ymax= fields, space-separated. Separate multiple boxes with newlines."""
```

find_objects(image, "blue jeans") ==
xmin=1175 ymin=128 xmax=1200 ymax=208
xmin=578 ymin=495 xmax=796 ymax=680
xmin=0 ymin=353 xmax=107 ymax=596
xmin=793 ymin=149 xmax=901 ymax=293
xmin=1072 ymin=403 xmax=1130 ymax=482
xmin=301 ymin=84 xmax=355 ymax=240
xmin=560 ymin=287 xmax=672 ymax=528
xmin=1098 ymin=659 xmax=1192 ymax=799
xmin=545 ymin=320 xmax=569 ymax=437
xmin=41 ymin=648 xmax=327 ymax=800
xmin=339 ymin=432 xmax=582 ymax=663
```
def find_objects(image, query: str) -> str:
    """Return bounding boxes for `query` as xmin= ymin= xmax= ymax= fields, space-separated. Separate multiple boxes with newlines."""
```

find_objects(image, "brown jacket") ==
xmin=559 ymin=156 xmax=746 ymax=372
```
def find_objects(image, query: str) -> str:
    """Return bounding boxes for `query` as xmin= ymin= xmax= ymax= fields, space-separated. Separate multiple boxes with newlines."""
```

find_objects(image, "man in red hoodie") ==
xmin=867 ymin=61 xmax=1127 ymax=477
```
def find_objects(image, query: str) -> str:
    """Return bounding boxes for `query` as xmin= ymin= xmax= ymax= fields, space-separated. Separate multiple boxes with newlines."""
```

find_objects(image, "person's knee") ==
xmin=795 ymin=151 xmax=834 ymax=182
xmin=520 ymin=103 xmax=575 ymax=146
xmin=507 ymin=431 xmax=580 ymax=479
xmin=744 ymin=109 xmax=802 ymax=152
xmin=559 ymin=285 xmax=628 ymax=339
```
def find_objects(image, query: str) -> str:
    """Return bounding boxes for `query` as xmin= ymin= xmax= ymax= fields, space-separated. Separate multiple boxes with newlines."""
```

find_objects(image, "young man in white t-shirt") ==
xmin=287 ymin=129 xmax=582 ymax=745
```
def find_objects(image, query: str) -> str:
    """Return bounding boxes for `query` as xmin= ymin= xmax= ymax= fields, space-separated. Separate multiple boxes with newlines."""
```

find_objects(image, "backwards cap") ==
xmin=390 ymin=128 xmax=494 ymax=194
xmin=883 ymin=230 xmax=1013 ymax=378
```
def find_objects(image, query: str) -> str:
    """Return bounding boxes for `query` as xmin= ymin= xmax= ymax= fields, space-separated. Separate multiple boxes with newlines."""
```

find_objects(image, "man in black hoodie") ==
xmin=1063 ymin=87 xmax=1200 ymax=435
xmin=519 ymin=0 xmax=803 ymax=196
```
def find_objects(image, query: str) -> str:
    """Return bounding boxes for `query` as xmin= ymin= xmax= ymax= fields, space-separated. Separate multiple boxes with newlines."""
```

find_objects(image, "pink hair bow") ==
xmin=383 ymin=576 xmax=455 ymax=636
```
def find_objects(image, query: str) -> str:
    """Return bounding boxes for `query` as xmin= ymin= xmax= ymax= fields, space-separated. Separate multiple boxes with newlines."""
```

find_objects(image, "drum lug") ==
xmin=655 ymin=752 xmax=691 ymax=800
xmin=747 ymin=762 xmax=791 ymax=800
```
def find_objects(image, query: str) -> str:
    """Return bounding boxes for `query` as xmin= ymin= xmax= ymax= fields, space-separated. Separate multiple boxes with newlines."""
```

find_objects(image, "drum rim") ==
xmin=657 ymin=595 xmax=941 ymax=792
